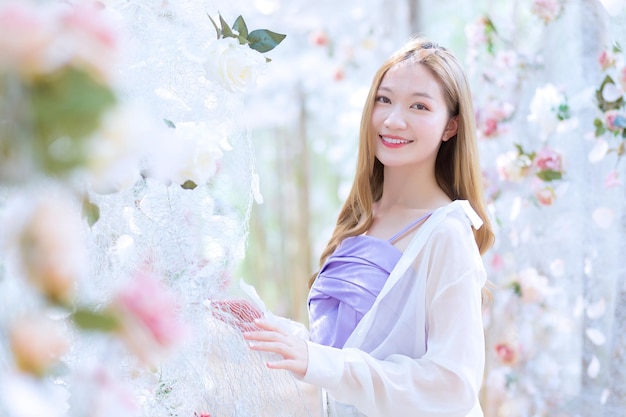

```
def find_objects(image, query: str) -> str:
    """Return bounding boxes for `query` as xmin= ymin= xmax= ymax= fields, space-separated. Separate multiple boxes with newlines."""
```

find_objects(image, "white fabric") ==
xmin=301 ymin=200 xmax=487 ymax=417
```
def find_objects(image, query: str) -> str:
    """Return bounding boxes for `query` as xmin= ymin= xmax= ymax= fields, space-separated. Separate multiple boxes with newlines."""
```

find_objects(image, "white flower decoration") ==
xmin=204 ymin=37 xmax=267 ymax=93
xmin=528 ymin=83 xmax=566 ymax=140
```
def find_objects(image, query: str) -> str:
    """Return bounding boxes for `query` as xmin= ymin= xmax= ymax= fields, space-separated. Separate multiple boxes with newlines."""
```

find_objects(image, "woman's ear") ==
xmin=442 ymin=116 xmax=458 ymax=142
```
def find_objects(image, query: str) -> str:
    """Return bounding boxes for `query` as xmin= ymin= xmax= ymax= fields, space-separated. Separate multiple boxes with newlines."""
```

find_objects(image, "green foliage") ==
xmin=181 ymin=180 xmax=197 ymax=190
xmin=208 ymin=13 xmax=286 ymax=54
xmin=536 ymin=169 xmax=562 ymax=182
xmin=82 ymin=196 xmax=100 ymax=227
xmin=30 ymin=66 xmax=116 ymax=176
xmin=595 ymin=75 xmax=624 ymax=113
xmin=72 ymin=308 xmax=119 ymax=332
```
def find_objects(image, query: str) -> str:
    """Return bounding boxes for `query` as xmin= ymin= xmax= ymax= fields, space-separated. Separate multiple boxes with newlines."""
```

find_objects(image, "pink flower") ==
xmin=482 ymin=118 xmax=498 ymax=137
xmin=534 ymin=147 xmax=562 ymax=172
xmin=309 ymin=29 xmax=329 ymax=46
xmin=531 ymin=0 xmax=563 ymax=23
xmin=598 ymin=50 xmax=616 ymax=71
xmin=490 ymin=253 xmax=505 ymax=273
xmin=0 ymin=1 xmax=56 ymax=77
xmin=333 ymin=67 xmax=345 ymax=82
xmin=604 ymin=110 xmax=625 ymax=132
xmin=534 ymin=186 xmax=556 ymax=206
xmin=111 ymin=270 xmax=188 ymax=366
xmin=604 ymin=170 xmax=621 ymax=188
xmin=59 ymin=1 xmax=119 ymax=81
xmin=619 ymin=65 xmax=626 ymax=91
xmin=495 ymin=342 xmax=518 ymax=365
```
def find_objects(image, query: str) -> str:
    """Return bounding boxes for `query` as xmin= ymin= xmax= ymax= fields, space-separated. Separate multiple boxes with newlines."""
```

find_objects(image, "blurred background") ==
xmin=235 ymin=0 xmax=626 ymax=415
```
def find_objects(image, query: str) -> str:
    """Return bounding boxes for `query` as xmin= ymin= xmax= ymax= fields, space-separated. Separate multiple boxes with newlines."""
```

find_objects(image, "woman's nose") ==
xmin=383 ymin=107 xmax=407 ymax=129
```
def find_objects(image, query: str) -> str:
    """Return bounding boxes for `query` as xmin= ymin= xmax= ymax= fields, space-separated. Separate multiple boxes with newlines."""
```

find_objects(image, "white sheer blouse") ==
xmin=301 ymin=200 xmax=487 ymax=417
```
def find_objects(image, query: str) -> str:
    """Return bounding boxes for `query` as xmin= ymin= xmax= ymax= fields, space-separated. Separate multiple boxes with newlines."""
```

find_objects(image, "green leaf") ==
xmin=207 ymin=13 xmax=221 ymax=39
xmin=596 ymin=75 xmax=624 ymax=112
xmin=181 ymin=180 xmax=197 ymax=190
xmin=232 ymin=15 xmax=248 ymax=38
xmin=248 ymin=29 xmax=286 ymax=53
xmin=219 ymin=14 xmax=234 ymax=38
xmin=536 ymin=169 xmax=562 ymax=182
xmin=31 ymin=67 xmax=116 ymax=175
xmin=556 ymin=103 xmax=570 ymax=121
xmin=509 ymin=282 xmax=522 ymax=297
xmin=72 ymin=308 xmax=119 ymax=332
xmin=164 ymin=118 xmax=176 ymax=128
xmin=82 ymin=197 xmax=100 ymax=227
xmin=613 ymin=41 xmax=622 ymax=54
xmin=513 ymin=143 xmax=525 ymax=156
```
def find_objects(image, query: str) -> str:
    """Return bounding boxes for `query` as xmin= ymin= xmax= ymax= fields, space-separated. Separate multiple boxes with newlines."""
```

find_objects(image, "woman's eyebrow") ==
xmin=377 ymin=85 xmax=433 ymax=99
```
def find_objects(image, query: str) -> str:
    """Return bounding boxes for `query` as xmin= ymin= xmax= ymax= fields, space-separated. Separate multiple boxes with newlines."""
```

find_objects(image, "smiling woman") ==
xmin=242 ymin=35 xmax=495 ymax=417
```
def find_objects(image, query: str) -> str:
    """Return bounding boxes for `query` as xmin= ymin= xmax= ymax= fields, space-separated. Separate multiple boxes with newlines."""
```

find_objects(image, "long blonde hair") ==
xmin=310 ymin=36 xmax=495 ymax=287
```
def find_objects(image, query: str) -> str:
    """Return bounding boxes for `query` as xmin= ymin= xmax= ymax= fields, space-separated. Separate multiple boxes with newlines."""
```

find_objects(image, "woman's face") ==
xmin=371 ymin=61 xmax=456 ymax=172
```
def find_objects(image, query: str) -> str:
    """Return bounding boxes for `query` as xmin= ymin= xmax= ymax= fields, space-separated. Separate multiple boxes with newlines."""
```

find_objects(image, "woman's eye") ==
xmin=411 ymin=103 xmax=427 ymax=110
xmin=375 ymin=95 xmax=391 ymax=104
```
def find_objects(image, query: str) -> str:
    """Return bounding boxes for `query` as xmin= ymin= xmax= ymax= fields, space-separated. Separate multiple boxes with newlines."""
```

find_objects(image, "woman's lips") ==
xmin=380 ymin=135 xmax=414 ymax=147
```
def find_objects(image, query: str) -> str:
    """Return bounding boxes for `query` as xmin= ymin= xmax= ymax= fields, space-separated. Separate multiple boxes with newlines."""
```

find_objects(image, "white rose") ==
xmin=166 ymin=122 xmax=229 ymax=186
xmin=516 ymin=267 xmax=551 ymax=303
xmin=85 ymin=105 xmax=152 ymax=194
xmin=496 ymin=150 xmax=530 ymax=182
xmin=204 ymin=37 xmax=267 ymax=93
xmin=527 ymin=83 xmax=565 ymax=140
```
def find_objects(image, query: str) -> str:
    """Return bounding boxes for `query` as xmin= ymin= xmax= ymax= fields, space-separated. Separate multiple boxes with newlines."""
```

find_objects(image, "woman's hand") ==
xmin=243 ymin=319 xmax=309 ymax=378
xmin=208 ymin=298 xmax=263 ymax=332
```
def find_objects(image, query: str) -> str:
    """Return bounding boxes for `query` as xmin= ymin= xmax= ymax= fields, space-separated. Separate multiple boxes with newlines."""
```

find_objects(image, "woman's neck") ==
xmin=378 ymin=164 xmax=451 ymax=211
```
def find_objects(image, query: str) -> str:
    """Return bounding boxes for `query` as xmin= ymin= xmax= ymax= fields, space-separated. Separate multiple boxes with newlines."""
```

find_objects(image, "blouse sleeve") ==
xmin=300 ymin=218 xmax=486 ymax=417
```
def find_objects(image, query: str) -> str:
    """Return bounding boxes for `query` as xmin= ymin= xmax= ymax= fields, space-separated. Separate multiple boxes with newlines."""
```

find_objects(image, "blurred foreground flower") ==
xmin=0 ymin=0 xmax=119 ymax=183
xmin=109 ymin=270 xmax=189 ymax=367
xmin=3 ymin=192 xmax=87 ymax=305
xmin=9 ymin=314 xmax=69 ymax=377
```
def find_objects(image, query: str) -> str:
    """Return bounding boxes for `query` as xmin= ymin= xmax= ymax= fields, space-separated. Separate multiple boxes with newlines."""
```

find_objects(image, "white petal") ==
xmin=586 ymin=328 xmax=607 ymax=346
xmin=592 ymin=207 xmax=615 ymax=229
xmin=588 ymin=139 xmax=609 ymax=163
xmin=586 ymin=298 xmax=606 ymax=320
xmin=587 ymin=355 xmax=601 ymax=378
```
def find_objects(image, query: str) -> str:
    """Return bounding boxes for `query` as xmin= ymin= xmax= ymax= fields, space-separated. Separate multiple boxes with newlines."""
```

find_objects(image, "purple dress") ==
xmin=308 ymin=212 xmax=432 ymax=348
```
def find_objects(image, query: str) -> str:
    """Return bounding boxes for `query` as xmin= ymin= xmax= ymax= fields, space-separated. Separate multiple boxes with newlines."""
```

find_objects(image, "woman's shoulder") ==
xmin=428 ymin=201 xmax=482 ymax=251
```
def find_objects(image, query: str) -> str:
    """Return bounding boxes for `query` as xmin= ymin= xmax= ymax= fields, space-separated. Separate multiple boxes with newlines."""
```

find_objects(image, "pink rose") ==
xmin=619 ymin=66 xmax=626 ymax=91
xmin=598 ymin=50 xmax=616 ymax=71
xmin=495 ymin=342 xmax=518 ymax=365
xmin=534 ymin=147 xmax=562 ymax=171
xmin=111 ymin=270 xmax=188 ymax=366
xmin=534 ymin=185 xmax=556 ymax=206
xmin=605 ymin=110 xmax=625 ymax=132
xmin=482 ymin=118 xmax=498 ymax=137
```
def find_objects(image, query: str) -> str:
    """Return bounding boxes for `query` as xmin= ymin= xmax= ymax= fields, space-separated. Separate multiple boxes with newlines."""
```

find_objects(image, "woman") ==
xmin=243 ymin=36 xmax=494 ymax=417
